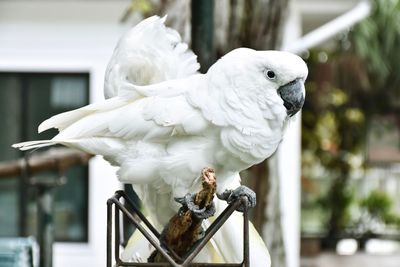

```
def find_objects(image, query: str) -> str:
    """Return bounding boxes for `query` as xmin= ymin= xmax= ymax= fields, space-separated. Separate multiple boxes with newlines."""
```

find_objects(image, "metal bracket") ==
xmin=107 ymin=190 xmax=250 ymax=267
xmin=20 ymin=154 xmax=67 ymax=267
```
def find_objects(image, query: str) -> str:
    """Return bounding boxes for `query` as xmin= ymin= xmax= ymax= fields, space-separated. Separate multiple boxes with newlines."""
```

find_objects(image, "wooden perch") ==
xmin=0 ymin=148 xmax=93 ymax=178
xmin=150 ymin=167 xmax=217 ymax=262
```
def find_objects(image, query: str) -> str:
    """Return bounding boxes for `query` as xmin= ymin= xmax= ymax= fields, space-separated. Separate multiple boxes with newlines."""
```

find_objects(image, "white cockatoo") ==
xmin=14 ymin=16 xmax=307 ymax=266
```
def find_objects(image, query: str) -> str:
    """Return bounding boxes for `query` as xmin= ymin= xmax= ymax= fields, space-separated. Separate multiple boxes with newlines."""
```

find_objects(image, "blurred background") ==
xmin=0 ymin=0 xmax=399 ymax=266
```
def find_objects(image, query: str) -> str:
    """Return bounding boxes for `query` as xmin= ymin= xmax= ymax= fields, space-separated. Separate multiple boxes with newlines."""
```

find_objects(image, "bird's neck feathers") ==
xmin=187 ymin=62 xmax=287 ymax=130
xmin=185 ymin=62 xmax=289 ymax=165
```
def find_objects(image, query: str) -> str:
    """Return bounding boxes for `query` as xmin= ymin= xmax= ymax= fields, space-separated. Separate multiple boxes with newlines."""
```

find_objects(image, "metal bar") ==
xmin=181 ymin=201 xmax=241 ymax=265
xmin=18 ymin=157 xmax=29 ymax=237
xmin=18 ymin=74 xmax=29 ymax=238
xmin=115 ymin=200 xmax=179 ymax=266
xmin=115 ymin=199 xmax=121 ymax=266
xmin=30 ymin=174 xmax=66 ymax=267
xmin=190 ymin=264 xmax=242 ymax=267
xmin=107 ymin=192 xmax=252 ymax=267
xmin=107 ymin=199 xmax=113 ymax=267
xmin=110 ymin=198 xmax=180 ymax=267
xmin=115 ymin=263 xmax=243 ymax=267
xmin=242 ymin=198 xmax=249 ymax=267
xmin=37 ymin=184 xmax=55 ymax=267
xmin=111 ymin=263 xmax=171 ymax=267
xmin=113 ymin=191 xmax=183 ymax=262
xmin=115 ymin=191 xmax=161 ymax=238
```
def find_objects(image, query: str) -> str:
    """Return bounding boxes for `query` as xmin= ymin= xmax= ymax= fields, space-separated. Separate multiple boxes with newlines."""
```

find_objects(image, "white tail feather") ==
xmin=12 ymin=140 xmax=57 ymax=151
xmin=38 ymin=96 xmax=129 ymax=134
xmin=38 ymin=111 xmax=86 ymax=133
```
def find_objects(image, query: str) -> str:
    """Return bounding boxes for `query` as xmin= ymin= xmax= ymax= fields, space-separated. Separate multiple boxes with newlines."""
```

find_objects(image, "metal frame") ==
xmin=107 ymin=190 xmax=250 ymax=267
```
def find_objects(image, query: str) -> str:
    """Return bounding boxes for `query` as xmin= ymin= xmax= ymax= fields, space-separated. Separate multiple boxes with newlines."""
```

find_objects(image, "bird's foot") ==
xmin=175 ymin=193 xmax=216 ymax=220
xmin=217 ymin=185 xmax=256 ymax=212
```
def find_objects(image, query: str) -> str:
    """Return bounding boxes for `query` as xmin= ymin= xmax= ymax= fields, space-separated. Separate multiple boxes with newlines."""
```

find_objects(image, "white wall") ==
xmin=0 ymin=1 xmax=132 ymax=266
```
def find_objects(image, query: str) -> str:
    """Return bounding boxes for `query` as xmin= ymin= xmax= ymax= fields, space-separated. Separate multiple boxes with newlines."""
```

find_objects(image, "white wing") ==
xmin=105 ymin=15 xmax=200 ymax=98
xmin=13 ymin=78 xmax=209 ymax=156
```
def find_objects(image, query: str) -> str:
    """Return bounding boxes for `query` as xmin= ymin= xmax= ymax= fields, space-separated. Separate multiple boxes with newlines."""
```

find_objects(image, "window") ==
xmin=0 ymin=73 xmax=89 ymax=242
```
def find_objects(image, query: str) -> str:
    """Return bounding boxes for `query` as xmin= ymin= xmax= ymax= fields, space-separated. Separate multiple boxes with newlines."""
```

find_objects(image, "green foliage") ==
xmin=301 ymin=51 xmax=367 ymax=238
xmin=348 ymin=0 xmax=400 ymax=113
xmin=302 ymin=0 xmax=400 ymax=241
xmin=351 ymin=0 xmax=400 ymax=86
xmin=360 ymin=190 xmax=392 ymax=216
xmin=360 ymin=190 xmax=400 ymax=226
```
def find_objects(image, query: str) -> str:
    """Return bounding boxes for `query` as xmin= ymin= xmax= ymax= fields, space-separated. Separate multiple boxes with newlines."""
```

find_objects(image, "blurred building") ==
xmin=0 ymin=1 xmax=130 ymax=266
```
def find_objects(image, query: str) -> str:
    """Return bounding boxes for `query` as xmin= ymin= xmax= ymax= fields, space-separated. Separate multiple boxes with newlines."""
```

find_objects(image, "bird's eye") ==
xmin=265 ymin=70 xmax=276 ymax=80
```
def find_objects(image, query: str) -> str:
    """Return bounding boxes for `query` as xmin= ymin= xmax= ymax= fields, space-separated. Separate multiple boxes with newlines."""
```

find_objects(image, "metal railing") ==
xmin=0 ymin=148 xmax=93 ymax=267
xmin=107 ymin=191 xmax=250 ymax=267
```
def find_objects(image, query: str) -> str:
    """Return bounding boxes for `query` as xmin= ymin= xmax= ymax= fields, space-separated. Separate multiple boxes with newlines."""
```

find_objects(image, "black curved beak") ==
xmin=278 ymin=78 xmax=305 ymax=117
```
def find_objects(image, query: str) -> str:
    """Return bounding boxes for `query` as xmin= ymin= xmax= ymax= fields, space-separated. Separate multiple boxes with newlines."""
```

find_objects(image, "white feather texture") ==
xmin=13 ymin=16 xmax=308 ymax=266
xmin=104 ymin=15 xmax=200 ymax=98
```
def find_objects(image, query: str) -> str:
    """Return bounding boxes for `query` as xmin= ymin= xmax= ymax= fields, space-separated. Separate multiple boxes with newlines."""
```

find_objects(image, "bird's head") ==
xmin=208 ymin=48 xmax=308 ymax=118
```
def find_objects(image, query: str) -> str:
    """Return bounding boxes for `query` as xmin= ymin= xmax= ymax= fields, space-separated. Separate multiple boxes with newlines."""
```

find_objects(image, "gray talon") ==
xmin=217 ymin=189 xmax=232 ymax=201
xmin=194 ymin=202 xmax=215 ymax=220
xmin=174 ymin=193 xmax=216 ymax=219
xmin=217 ymin=185 xmax=256 ymax=212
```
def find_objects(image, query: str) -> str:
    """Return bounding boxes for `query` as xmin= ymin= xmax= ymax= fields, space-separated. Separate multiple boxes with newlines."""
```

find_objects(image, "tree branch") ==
xmin=149 ymin=167 xmax=217 ymax=262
